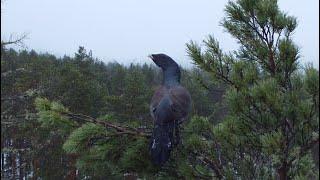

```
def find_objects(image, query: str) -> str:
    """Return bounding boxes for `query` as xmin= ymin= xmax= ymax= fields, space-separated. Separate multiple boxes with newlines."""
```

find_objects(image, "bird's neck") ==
xmin=163 ymin=66 xmax=180 ymax=86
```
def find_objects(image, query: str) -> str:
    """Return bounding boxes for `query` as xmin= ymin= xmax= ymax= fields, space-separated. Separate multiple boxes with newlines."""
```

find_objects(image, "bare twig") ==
xmin=1 ymin=33 xmax=28 ymax=47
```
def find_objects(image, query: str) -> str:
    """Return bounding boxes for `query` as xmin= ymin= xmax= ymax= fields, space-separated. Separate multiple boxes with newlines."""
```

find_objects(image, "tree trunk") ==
xmin=12 ymin=153 xmax=16 ymax=179
xmin=32 ymin=158 xmax=40 ymax=179
xmin=277 ymin=165 xmax=288 ymax=180
xmin=66 ymin=154 xmax=77 ymax=180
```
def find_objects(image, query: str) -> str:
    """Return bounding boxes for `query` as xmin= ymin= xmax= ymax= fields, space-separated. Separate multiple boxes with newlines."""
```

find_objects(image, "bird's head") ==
xmin=148 ymin=53 xmax=178 ymax=70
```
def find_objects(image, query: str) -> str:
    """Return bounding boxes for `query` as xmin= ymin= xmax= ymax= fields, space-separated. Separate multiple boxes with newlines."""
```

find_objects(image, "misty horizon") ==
xmin=1 ymin=0 xmax=319 ymax=69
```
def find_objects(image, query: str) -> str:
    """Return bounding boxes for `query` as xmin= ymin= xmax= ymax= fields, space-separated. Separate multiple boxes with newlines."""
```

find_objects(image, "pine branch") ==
xmin=60 ymin=112 xmax=152 ymax=138
xmin=192 ymin=152 xmax=224 ymax=179
xmin=288 ymin=137 xmax=319 ymax=166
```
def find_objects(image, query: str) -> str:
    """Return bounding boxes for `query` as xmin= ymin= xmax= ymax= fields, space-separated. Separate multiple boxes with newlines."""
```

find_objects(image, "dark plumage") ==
xmin=149 ymin=54 xmax=191 ymax=166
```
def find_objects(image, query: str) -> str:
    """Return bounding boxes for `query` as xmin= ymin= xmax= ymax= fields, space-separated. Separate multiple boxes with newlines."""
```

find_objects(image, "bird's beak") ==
xmin=148 ymin=54 xmax=154 ymax=60
xmin=148 ymin=54 xmax=162 ymax=68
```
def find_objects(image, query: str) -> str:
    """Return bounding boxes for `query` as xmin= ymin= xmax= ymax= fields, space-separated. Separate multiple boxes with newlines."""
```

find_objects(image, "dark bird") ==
xmin=149 ymin=53 xmax=191 ymax=166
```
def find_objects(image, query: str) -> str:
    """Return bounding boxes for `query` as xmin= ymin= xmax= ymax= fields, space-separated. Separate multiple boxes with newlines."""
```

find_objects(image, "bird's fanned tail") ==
xmin=149 ymin=121 xmax=180 ymax=166
xmin=149 ymin=122 xmax=174 ymax=165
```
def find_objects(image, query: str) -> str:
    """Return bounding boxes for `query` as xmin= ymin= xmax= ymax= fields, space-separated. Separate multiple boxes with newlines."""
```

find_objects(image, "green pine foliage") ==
xmin=62 ymin=123 xmax=107 ymax=154
xmin=34 ymin=97 xmax=160 ymax=178
xmin=186 ymin=0 xmax=319 ymax=179
xmin=35 ymin=98 xmax=75 ymax=131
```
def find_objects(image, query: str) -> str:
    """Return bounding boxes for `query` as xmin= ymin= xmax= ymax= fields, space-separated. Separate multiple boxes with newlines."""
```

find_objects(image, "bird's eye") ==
xmin=152 ymin=107 xmax=156 ymax=112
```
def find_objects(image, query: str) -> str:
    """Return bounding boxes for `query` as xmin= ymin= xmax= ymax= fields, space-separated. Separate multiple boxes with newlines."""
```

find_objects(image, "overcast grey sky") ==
xmin=1 ymin=0 xmax=319 ymax=68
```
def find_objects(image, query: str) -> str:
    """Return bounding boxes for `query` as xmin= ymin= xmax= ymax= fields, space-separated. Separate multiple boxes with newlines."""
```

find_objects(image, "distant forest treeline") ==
xmin=1 ymin=46 xmax=226 ymax=179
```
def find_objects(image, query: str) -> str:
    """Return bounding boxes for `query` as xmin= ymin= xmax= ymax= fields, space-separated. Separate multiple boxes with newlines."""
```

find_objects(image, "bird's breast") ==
xmin=150 ymin=85 xmax=191 ymax=123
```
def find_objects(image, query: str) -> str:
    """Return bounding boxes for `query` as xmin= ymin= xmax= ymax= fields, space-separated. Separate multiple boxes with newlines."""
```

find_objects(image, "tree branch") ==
xmin=288 ymin=137 xmax=319 ymax=166
xmin=60 ymin=112 xmax=152 ymax=138
xmin=1 ymin=33 xmax=28 ymax=47
xmin=193 ymin=152 xmax=224 ymax=179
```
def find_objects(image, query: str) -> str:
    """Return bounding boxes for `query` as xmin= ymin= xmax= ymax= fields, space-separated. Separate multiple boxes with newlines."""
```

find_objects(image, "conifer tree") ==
xmin=186 ymin=0 xmax=319 ymax=179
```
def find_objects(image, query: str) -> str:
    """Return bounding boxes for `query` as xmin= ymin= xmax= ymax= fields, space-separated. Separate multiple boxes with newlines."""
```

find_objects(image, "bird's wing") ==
xmin=169 ymin=85 xmax=191 ymax=120
xmin=150 ymin=86 xmax=167 ymax=120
